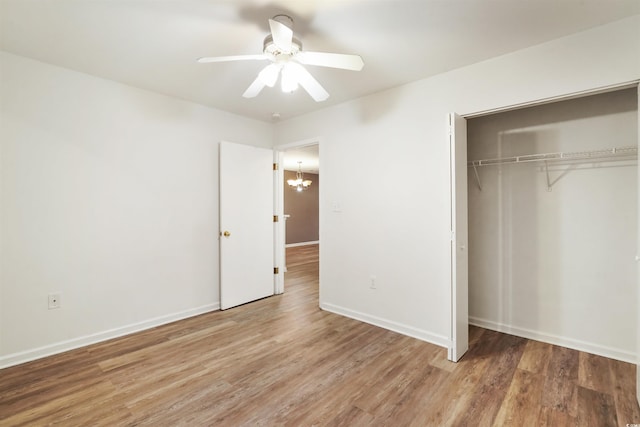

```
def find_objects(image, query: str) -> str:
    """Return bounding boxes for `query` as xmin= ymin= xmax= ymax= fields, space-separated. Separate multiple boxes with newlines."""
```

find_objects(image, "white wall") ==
xmin=0 ymin=52 xmax=273 ymax=366
xmin=274 ymin=16 xmax=640 ymax=351
xmin=467 ymin=89 xmax=637 ymax=361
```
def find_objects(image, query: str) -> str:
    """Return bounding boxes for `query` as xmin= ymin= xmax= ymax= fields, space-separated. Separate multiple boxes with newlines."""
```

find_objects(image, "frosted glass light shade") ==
xmin=258 ymin=64 xmax=281 ymax=87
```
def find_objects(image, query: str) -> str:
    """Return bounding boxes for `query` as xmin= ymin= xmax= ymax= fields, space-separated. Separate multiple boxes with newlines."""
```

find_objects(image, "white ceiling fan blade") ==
xmin=242 ymin=76 xmax=267 ymax=98
xmin=197 ymin=54 xmax=267 ymax=63
xmin=296 ymin=52 xmax=364 ymax=71
xmin=269 ymin=18 xmax=293 ymax=53
xmin=289 ymin=63 xmax=329 ymax=102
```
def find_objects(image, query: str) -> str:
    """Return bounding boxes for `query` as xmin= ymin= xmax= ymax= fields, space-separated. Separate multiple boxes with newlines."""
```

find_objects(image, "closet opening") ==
xmin=466 ymin=87 xmax=638 ymax=363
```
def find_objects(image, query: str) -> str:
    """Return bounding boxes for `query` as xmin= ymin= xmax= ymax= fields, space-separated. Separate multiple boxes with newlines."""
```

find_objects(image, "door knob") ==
xmin=223 ymin=231 xmax=231 ymax=237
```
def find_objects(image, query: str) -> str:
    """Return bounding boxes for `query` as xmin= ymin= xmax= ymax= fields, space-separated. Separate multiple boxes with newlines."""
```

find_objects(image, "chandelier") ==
xmin=287 ymin=161 xmax=312 ymax=192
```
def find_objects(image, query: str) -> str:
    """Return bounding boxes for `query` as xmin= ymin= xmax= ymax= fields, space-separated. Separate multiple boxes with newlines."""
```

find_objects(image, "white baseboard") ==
xmin=469 ymin=316 xmax=635 ymax=364
xmin=285 ymin=240 xmax=319 ymax=248
xmin=320 ymin=302 xmax=450 ymax=348
xmin=0 ymin=303 xmax=220 ymax=369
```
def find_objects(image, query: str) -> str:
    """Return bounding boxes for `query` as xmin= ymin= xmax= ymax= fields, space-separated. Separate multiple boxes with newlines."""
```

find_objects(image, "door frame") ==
xmin=273 ymin=137 xmax=322 ymax=296
xmin=449 ymin=80 xmax=639 ymax=363
xmin=636 ymin=84 xmax=640 ymax=407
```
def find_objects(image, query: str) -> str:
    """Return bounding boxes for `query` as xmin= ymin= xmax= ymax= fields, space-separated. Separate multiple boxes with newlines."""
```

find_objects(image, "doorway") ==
xmin=451 ymin=86 xmax=638 ymax=363
xmin=283 ymin=145 xmax=319 ymax=257
xmin=275 ymin=140 xmax=320 ymax=297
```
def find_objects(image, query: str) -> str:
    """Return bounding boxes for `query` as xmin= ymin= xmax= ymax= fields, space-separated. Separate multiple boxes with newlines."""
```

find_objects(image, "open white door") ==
xmin=219 ymin=141 xmax=275 ymax=310
xmin=448 ymin=113 xmax=469 ymax=362
xmin=274 ymin=150 xmax=285 ymax=294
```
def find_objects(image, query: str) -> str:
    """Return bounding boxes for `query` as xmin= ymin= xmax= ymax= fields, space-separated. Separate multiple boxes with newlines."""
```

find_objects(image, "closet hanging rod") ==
xmin=468 ymin=146 xmax=637 ymax=167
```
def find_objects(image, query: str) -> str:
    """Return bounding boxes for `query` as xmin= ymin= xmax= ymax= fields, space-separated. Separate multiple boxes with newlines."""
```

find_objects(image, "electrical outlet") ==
xmin=48 ymin=293 xmax=61 ymax=310
xmin=370 ymin=275 xmax=377 ymax=289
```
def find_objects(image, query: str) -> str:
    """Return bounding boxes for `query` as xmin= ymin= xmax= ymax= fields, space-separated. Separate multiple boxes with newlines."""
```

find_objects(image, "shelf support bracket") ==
xmin=544 ymin=160 xmax=552 ymax=192
xmin=472 ymin=163 xmax=482 ymax=191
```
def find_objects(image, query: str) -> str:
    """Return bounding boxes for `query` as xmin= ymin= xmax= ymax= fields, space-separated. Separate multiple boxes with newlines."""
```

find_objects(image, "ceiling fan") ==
xmin=197 ymin=15 xmax=364 ymax=102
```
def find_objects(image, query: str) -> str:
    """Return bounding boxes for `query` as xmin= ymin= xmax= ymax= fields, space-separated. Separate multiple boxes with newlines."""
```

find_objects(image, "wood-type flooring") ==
xmin=1 ymin=244 xmax=639 ymax=426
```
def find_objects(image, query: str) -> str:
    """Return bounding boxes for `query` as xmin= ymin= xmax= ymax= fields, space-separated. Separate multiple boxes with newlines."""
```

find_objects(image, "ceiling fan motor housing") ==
xmin=263 ymin=35 xmax=302 ymax=57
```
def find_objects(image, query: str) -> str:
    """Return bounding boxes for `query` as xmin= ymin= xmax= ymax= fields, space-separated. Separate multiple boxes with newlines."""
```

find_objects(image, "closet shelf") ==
xmin=467 ymin=145 xmax=637 ymax=192
xmin=467 ymin=146 xmax=637 ymax=167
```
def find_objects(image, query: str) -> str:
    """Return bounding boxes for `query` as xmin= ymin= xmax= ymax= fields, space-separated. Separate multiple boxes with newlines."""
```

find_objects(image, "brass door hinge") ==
xmin=273 ymin=215 xmax=279 ymax=222
xmin=273 ymin=163 xmax=278 ymax=171
xmin=274 ymin=267 xmax=279 ymax=274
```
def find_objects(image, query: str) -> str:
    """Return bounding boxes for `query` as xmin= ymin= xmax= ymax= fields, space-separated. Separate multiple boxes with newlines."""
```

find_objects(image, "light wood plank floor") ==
xmin=1 ymin=244 xmax=639 ymax=426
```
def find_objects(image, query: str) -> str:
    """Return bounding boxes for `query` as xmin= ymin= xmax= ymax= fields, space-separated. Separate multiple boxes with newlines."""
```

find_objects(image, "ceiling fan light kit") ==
xmin=280 ymin=63 xmax=300 ymax=93
xmin=258 ymin=63 xmax=280 ymax=87
xmin=198 ymin=15 xmax=364 ymax=102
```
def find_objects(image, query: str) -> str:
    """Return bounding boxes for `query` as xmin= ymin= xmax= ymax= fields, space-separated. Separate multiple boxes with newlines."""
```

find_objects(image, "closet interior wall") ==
xmin=467 ymin=88 xmax=638 ymax=362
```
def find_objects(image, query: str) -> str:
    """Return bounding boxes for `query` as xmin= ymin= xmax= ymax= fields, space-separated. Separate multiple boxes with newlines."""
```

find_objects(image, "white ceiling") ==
xmin=283 ymin=144 xmax=319 ymax=173
xmin=1 ymin=1 xmax=639 ymax=123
